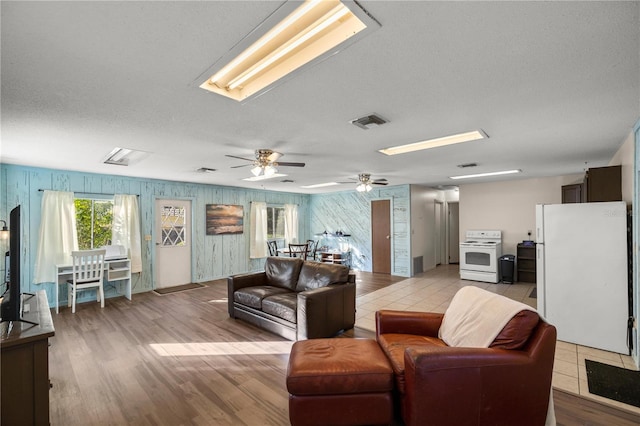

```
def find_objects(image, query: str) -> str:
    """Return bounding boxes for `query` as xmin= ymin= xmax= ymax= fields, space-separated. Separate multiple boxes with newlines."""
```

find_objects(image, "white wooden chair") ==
xmin=67 ymin=249 xmax=106 ymax=313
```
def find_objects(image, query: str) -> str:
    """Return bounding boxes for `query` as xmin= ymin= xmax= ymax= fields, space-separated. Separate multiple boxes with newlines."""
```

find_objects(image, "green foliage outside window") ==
xmin=75 ymin=199 xmax=114 ymax=250
xmin=267 ymin=206 xmax=285 ymax=239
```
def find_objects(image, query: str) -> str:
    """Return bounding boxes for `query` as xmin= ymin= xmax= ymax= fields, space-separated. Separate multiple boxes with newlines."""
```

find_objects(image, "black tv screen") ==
xmin=1 ymin=205 xmax=21 ymax=322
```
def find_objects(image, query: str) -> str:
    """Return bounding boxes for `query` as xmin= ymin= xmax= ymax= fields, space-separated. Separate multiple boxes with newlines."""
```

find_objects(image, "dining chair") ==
xmin=288 ymin=243 xmax=309 ymax=260
xmin=67 ymin=249 xmax=106 ymax=313
xmin=267 ymin=240 xmax=278 ymax=257
xmin=306 ymin=240 xmax=318 ymax=261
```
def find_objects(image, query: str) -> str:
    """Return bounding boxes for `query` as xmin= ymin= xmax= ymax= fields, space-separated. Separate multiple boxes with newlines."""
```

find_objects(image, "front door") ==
xmin=371 ymin=199 xmax=391 ymax=274
xmin=155 ymin=199 xmax=192 ymax=289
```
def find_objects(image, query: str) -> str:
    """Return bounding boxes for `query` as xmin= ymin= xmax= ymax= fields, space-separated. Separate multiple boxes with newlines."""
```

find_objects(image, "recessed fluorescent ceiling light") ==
xmin=449 ymin=169 xmax=521 ymax=180
xmin=378 ymin=130 xmax=488 ymax=156
xmin=103 ymin=147 xmax=149 ymax=166
xmin=198 ymin=0 xmax=379 ymax=102
xmin=300 ymin=182 xmax=340 ymax=189
xmin=243 ymin=173 xmax=288 ymax=182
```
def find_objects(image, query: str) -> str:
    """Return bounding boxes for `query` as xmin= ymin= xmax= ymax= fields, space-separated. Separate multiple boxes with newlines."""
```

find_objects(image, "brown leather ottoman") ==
xmin=286 ymin=338 xmax=394 ymax=426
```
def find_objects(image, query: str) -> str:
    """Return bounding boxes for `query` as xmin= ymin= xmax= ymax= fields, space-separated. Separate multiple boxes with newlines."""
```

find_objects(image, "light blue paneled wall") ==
xmin=0 ymin=164 xmax=310 ymax=307
xmin=309 ymin=185 xmax=411 ymax=277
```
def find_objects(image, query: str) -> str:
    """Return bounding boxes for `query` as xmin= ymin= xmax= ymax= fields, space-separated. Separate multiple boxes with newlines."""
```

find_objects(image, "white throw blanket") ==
xmin=438 ymin=286 xmax=556 ymax=426
xmin=438 ymin=286 xmax=535 ymax=347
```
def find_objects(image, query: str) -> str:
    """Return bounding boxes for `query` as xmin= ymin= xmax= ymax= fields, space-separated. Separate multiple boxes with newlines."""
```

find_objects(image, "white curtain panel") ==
xmin=250 ymin=202 xmax=268 ymax=258
xmin=112 ymin=194 xmax=143 ymax=273
xmin=33 ymin=190 xmax=78 ymax=283
xmin=284 ymin=204 xmax=299 ymax=245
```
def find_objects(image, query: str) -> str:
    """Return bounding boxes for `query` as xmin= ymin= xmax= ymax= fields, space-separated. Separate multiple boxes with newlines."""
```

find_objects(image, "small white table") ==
xmin=54 ymin=258 xmax=132 ymax=313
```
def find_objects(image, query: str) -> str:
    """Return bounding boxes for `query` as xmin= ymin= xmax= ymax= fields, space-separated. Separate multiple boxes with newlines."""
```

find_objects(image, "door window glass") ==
xmin=161 ymin=205 xmax=186 ymax=247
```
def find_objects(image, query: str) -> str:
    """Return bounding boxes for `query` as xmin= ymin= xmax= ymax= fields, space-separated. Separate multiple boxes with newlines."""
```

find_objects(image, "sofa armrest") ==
xmin=375 ymin=310 xmax=443 ymax=337
xmin=296 ymin=282 xmax=355 ymax=339
xmin=227 ymin=272 xmax=267 ymax=317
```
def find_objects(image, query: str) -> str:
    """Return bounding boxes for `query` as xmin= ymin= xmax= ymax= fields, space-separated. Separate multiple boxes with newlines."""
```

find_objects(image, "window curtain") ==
xmin=112 ymin=194 xmax=142 ymax=273
xmin=284 ymin=204 xmax=299 ymax=246
xmin=250 ymin=202 xmax=268 ymax=258
xmin=33 ymin=190 xmax=78 ymax=284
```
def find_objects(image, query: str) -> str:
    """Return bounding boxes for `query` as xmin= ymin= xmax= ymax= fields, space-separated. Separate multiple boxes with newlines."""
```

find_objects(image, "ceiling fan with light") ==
xmin=226 ymin=149 xmax=305 ymax=177
xmin=353 ymin=173 xmax=388 ymax=192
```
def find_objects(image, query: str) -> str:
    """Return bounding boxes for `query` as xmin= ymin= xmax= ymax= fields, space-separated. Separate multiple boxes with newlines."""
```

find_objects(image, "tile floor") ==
xmin=354 ymin=264 xmax=640 ymax=415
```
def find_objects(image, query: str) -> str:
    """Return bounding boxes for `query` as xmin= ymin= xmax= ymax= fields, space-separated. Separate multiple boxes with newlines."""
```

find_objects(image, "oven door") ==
xmin=460 ymin=245 xmax=497 ymax=273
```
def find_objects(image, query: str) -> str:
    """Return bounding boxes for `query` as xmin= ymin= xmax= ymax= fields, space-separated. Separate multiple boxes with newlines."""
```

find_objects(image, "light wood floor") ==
xmin=48 ymin=268 xmax=640 ymax=425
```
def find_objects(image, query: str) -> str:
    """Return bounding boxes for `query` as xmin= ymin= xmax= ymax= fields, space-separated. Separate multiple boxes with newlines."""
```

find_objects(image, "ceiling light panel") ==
xmin=300 ymin=182 xmax=340 ymax=189
xmin=103 ymin=147 xmax=149 ymax=166
xmin=449 ymin=169 xmax=521 ymax=180
xmin=379 ymin=130 xmax=488 ymax=156
xmin=198 ymin=0 xmax=380 ymax=102
xmin=243 ymin=173 xmax=288 ymax=182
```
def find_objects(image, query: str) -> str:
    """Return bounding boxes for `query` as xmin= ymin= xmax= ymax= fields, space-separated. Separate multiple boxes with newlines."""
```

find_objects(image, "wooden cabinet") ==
xmin=584 ymin=165 xmax=621 ymax=202
xmin=517 ymin=244 xmax=536 ymax=283
xmin=1 ymin=290 xmax=54 ymax=425
xmin=561 ymin=183 xmax=583 ymax=203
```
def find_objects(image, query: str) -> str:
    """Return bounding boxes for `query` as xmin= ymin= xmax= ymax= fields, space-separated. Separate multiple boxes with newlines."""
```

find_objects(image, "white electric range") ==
xmin=459 ymin=230 xmax=503 ymax=283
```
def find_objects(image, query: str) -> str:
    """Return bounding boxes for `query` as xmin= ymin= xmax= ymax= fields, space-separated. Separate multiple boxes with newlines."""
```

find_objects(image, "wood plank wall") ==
xmin=0 ymin=164 xmax=310 ymax=306
xmin=309 ymin=185 xmax=411 ymax=277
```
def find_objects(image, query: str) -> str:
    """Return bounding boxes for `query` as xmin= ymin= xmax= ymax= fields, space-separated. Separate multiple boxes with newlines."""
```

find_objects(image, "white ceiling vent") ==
xmin=350 ymin=113 xmax=388 ymax=130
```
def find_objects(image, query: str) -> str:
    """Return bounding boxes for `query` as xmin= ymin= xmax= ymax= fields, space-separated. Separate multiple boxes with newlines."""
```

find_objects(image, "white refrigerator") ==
xmin=536 ymin=201 xmax=629 ymax=354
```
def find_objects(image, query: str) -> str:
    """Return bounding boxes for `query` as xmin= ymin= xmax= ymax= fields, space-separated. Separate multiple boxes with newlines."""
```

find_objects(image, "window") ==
xmin=75 ymin=198 xmax=114 ymax=250
xmin=160 ymin=205 xmax=186 ymax=247
xmin=267 ymin=206 xmax=285 ymax=239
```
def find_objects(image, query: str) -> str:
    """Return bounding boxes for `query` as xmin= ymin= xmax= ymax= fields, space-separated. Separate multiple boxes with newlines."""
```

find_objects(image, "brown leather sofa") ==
xmin=228 ymin=257 xmax=356 ymax=340
xmin=376 ymin=309 xmax=556 ymax=426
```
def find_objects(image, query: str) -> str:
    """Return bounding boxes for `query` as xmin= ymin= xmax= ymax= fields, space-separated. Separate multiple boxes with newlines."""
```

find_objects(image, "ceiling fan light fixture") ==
xmin=251 ymin=165 xmax=263 ymax=176
xmin=356 ymin=183 xmax=372 ymax=192
xmin=264 ymin=164 xmax=277 ymax=176
xmin=378 ymin=130 xmax=488 ymax=156
xmin=199 ymin=0 xmax=379 ymax=102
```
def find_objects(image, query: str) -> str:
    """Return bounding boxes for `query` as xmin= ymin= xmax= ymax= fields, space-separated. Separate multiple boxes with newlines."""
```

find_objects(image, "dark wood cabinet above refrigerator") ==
xmin=561 ymin=165 xmax=621 ymax=203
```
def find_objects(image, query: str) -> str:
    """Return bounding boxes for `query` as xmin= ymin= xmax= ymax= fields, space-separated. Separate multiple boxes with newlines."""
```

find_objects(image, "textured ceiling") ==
xmin=1 ymin=1 xmax=639 ymax=194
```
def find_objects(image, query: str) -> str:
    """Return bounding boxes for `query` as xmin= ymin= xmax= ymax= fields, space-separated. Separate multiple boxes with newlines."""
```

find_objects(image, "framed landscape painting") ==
xmin=206 ymin=204 xmax=244 ymax=235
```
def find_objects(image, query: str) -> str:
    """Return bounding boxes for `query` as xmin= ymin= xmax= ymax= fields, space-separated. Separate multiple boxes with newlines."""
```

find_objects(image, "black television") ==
xmin=1 ymin=205 xmax=26 ymax=323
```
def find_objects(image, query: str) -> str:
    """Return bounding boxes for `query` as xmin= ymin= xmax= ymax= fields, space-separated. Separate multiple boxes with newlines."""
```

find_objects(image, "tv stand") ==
xmin=1 ymin=290 xmax=55 ymax=425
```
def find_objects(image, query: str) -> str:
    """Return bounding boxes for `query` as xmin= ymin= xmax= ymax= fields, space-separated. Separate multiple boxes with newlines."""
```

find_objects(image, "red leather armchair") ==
xmin=376 ymin=309 xmax=556 ymax=426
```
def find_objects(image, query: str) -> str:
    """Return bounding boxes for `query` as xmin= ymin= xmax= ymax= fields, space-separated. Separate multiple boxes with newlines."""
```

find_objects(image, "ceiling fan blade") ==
xmin=372 ymin=179 xmax=388 ymax=183
xmin=267 ymin=151 xmax=283 ymax=162
xmin=225 ymin=154 xmax=254 ymax=162
xmin=277 ymin=162 xmax=306 ymax=167
xmin=372 ymin=181 xmax=388 ymax=185
xmin=230 ymin=163 xmax=251 ymax=169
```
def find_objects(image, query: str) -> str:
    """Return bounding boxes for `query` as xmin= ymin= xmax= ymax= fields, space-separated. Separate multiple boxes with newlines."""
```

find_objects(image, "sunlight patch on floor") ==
xmin=150 ymin=341 xmax=294 ymax=356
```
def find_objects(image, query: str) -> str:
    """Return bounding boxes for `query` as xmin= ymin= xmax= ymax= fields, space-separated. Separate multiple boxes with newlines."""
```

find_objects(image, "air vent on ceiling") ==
xmin=457 ymin=162 xmax=478 ymax=168
xmin=350 ymin=113 xmax=388 ymax=130
xmin=197 ymin=167 xmax=217 ymax=173
xmin=281 ymin=179 xmax=294 ymax=183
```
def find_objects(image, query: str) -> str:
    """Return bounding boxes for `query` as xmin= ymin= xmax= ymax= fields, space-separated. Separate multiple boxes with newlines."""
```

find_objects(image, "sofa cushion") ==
xmin=265 ymin=257 xmax=304 ymax=291
xmin=262 ymin=293 xmax=298 ymax=323
xmin=234 ymin=286 xmax=290 ymax=309
xmin=490 ymin=309 xmax=540 ymax=350
xmin=295 ymin=262 xmax=350 ymax=292
xmin=377 ymin=333 xmax=447 ymax=395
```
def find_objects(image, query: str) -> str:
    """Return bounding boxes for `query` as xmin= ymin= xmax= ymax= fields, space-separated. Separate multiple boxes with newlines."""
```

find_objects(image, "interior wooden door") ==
xmin=371 ymin=199 xmax=391 ymax=274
